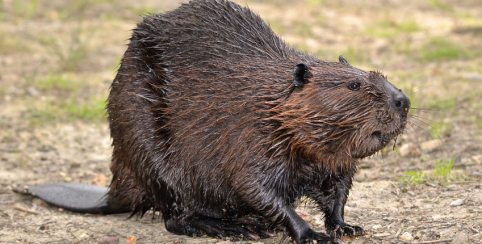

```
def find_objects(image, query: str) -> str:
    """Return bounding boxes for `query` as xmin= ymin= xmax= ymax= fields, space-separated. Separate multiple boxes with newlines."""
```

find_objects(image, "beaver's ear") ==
xmin=293 ymin=63 xmax=313 ymax=87
xmin=339 ymin=55 xmax=349 ymax=65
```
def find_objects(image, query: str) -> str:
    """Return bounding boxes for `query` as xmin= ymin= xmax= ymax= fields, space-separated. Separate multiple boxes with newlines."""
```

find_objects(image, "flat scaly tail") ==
xmin=16 ymin=183 xmax=129 ymax=214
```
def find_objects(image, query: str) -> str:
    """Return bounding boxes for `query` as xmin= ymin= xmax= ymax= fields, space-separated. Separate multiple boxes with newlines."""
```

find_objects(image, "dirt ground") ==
xmin=1 ymin=0 xmax=482 ymax=243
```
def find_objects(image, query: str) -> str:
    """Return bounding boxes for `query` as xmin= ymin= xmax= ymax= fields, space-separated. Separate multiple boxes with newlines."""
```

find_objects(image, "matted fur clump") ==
xmin=106 ymin=0 xmax=410 ymax=243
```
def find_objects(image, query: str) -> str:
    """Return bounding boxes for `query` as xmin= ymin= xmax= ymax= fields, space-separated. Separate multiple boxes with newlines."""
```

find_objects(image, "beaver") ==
xmin=22 ymin=0 xmax=410 ymax=243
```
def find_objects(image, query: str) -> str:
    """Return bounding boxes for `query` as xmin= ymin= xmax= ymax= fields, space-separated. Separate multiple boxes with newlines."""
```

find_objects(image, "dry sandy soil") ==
xmin=1 ymin=0 xmax=482 ymax=243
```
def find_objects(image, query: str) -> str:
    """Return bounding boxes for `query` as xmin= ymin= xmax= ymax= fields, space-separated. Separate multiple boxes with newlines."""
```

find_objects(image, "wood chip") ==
xmin=465 ymin=214 xmax=475 ymax=220
xmin=374 ymin=232 xmax=391 ymax=237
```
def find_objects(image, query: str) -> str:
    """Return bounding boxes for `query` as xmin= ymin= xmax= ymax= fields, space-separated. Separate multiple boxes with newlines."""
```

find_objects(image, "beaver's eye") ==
xmin=348 ymin=82 xmax=361 ymax=91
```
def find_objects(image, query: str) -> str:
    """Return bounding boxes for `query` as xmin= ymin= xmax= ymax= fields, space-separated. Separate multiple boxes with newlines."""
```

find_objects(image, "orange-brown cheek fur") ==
xmin=265 ymin=73 xmax=405 ymax=173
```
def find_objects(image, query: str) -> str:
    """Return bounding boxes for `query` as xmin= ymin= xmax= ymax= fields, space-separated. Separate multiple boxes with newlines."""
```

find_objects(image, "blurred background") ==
xmin=0 ymin=0 xmax=482 ymax=242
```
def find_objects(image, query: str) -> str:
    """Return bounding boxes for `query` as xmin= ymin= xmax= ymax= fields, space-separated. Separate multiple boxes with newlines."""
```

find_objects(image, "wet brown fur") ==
xmin=106 ymin=0 xmax=409 ymax=243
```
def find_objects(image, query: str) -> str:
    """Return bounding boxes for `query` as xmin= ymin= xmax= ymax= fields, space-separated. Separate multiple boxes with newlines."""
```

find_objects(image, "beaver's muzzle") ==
xmin=387 ymin=84 xmax=410 ymax=114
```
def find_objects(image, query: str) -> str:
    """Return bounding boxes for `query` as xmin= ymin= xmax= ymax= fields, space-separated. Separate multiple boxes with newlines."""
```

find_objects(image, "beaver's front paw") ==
xmin=327 ymin=221 xmax=365 ymax=238
xmin=294 ymin=228 xmax=345 ymax=244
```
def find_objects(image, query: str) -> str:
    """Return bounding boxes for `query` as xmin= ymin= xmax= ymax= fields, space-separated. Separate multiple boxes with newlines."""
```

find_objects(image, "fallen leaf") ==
xmin=91 ymin=173 xmax=107 ymax=187
xmin=125 ymin=236 xmax=136 ymax=244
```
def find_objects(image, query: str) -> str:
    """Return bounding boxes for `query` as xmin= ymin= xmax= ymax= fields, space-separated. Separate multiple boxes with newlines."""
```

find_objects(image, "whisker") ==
xmin=410 ymin=107 xmax=441 ymax=113
xmin=409 ymin=114 xmax=436 ymax=123
xmin=407 ymin=121 xmax=433 ymax=139
xmin=409 ymin=116 xmax=436 ymax=128
xmin=410 ymin=107 xmax=439 ymax=110
xmin=408 ymin=117 xmax=443 ymax=138
xmin=392 ymin=135 xmax=399 ymax=150
xmin=406 ymin=122 xmax=426 ymax=141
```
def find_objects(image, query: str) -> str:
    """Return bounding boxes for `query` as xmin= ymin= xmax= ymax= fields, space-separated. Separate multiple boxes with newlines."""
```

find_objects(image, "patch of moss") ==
xmin=35 ymin=74 xmax=81 ymax=92
xmin=343 ymin=46 xmax=369 ymax=64
xmin=267 ymin=19 xmax=286 ymax=35
xmin=13 ymin=0 xmax=38 ymax=19
xmin=35 ymin=23 xmax=93 ymax=71
xmin=295 ymin=22 xmax=313 ymax=37
xmin=366 ymin=19 xmax=421 ymax=38
xmin=27 ymin=94 xmax=107 ymax=125
xmin=428 ymin=0 xmax=454 ymax=13
xmin=427 ymin=98 xmax=456 ymax=109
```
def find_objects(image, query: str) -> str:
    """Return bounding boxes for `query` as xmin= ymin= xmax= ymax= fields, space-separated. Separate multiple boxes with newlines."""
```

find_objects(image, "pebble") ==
xmin=479 ymin=219 xmax=482 ymax=228
xmin=472 ymin=155 xmax=482 ymax=164
xmin=372 ymin=224 xmax=382 ymax=230
xmin=451 ymin=232 xmax=469 ymax=244
xmin=72 ymin=230 xmax=89 ymax=239
xmin=450 ymin=199 xmax=465 ymax=207
xmin=353 ymin=174 xmax=366 ymax=182
xmin=400 ymin=232 xmax=413 ymax=241
xmin=440 ymin=229 xmax=453 ymax=236
xmin=27 ymin=87 xmax=39 ymax=97
xmin=399 ymin=143 xmax=420 ymax=157
xmin=420 ymin=139 xmax=442 ymax=151
xmin=470 ymin=73 xmax=482 ymax=80
xmin=311 ymin=218 xmax=323 ymax=226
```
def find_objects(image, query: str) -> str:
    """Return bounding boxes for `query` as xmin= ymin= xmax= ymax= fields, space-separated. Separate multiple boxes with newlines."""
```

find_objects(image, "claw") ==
xmin=262 ymin=230 xmax=277 ymax=237
xmin=296 ymin=229 xmax=340 ymax=244
xmin=341 ymin=225 xmax=354 ymax=236
xmin=332 ymin=238 xmax=346 ymax=244
xmin=327 ymin=221 xmax=365 ymax=238
xmin=320 ymin=232 xmax=330 ymax=237
xmin=248 ymin=233 xmax=260 ymax=240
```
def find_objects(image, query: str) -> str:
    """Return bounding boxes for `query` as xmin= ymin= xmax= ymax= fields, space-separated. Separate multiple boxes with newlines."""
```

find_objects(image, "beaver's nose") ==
xmin=391 ymin=88 xmax=410 ymax=113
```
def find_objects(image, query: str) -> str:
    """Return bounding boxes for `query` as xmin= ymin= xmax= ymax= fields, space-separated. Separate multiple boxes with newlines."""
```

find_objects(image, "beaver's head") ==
xmin=270 ymin=56 xmax=410 ymax=165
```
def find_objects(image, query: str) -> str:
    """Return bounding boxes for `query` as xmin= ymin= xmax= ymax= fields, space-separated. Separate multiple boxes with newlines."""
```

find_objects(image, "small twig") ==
xmin=420 ymin=220 xmax=445 ymax=223
xmin=0 ymin=201 xmax=15 ymax=204
xmin=0 ymin=193 xmax=16 ymax=198
xmin=467 ymin=224 xmax=479 ymax=233
xmin=413 ymin=239 xmax=452 ymax=243
xmin=14 ymin=204 xmax=41 ymax=215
